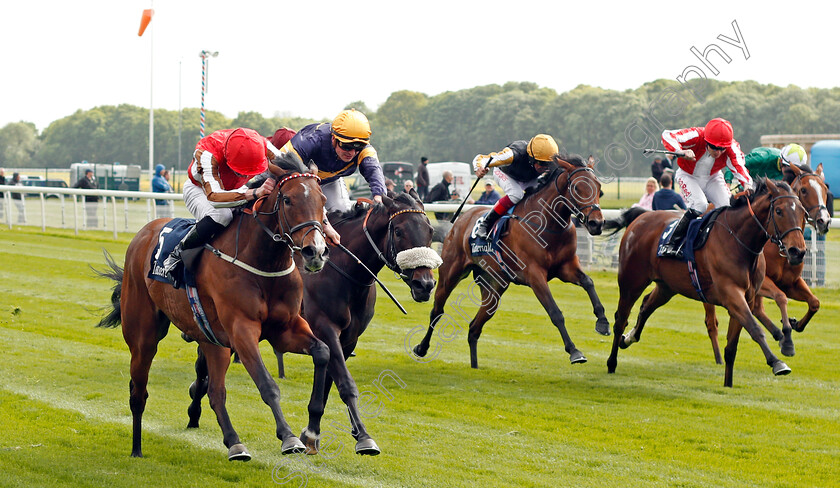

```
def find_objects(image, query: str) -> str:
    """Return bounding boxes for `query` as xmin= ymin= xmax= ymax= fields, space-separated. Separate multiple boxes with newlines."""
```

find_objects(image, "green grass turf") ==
xmin=1 ymin=228 xmax=838 ymax=487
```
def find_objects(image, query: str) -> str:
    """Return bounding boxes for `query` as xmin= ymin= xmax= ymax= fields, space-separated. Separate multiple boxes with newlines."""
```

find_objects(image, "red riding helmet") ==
xmin=704 ymin=118 xmax=733 ymax=148
xmin=224 ymin=128 xmax=268 ymax=175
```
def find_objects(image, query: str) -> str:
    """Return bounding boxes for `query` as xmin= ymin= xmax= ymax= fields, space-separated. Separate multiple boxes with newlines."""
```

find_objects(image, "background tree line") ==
xmin=2 ymin=79 xmax=840 ymax=177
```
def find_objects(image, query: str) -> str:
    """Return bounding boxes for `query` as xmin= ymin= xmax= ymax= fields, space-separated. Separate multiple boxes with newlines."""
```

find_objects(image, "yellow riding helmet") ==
xmin=331 ymin=109 xmax=371 ymax=143
xmin=527 ymin=134 xmax=559 ymax=162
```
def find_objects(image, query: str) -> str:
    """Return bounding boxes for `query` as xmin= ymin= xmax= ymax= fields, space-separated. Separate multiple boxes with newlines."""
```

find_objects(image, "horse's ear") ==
xmin=381 ymin=193 xmax=394 ymax=208
xmin=587 ymin=155 xmax=596 ymax=168
xmin=408 ymin=187 xmax=424 ymax=206
xmin=307 ymin=159 xmax=319 ymax=175
xmin=817 ymin=162 xmax=824 ymax=178
xmin=554 ymin=156 xmax=574 ymax=172
xmin=267 ymin=163 xmax=285 ymax=178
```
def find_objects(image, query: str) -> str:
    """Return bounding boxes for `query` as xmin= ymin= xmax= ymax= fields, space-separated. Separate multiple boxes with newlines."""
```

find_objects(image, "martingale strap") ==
xmin=205 ymin=244 xmax=296 ymax=277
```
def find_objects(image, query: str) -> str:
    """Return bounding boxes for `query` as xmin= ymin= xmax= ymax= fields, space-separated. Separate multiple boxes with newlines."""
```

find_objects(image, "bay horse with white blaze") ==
xmin=605 ymin=178 xmax=806 ymax=387
xmin=97 ymin=154 xmax=331 ymax=461
xmin=186 ymin=190 xmax=440 ymax=455
xmin=412 ymin=155 xmax=608 ymax=368
xmin=701 ymin=162 xmax=830 ymax=362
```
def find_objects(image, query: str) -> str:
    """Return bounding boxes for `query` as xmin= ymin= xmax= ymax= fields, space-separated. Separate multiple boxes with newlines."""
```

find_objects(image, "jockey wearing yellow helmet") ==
xmin=472 ymin=134 xmax=559 ymax=239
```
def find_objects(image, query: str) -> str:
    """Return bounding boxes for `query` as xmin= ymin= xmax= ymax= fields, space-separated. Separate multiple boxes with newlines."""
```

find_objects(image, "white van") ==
xmin=425 ymin=161 xmax=473 ymax=200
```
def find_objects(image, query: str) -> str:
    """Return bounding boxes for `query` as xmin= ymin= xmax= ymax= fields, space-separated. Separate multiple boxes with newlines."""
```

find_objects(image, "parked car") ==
xmin=20 ymin=176 xmax=69 ymax=198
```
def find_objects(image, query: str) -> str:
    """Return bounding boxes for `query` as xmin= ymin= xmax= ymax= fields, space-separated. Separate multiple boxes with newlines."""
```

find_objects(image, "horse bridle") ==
xmin=790 ymin=172 xmax=828 ymax=227
xmin=252 ymin=173 xmax=324 ymax=252
xmin=728 ymin=192 xmax=804 ymax=258
xmin=555 ymin=166 xmax=601 ymax=224
xmin=362 ymin=205 xmax=426 ymax=281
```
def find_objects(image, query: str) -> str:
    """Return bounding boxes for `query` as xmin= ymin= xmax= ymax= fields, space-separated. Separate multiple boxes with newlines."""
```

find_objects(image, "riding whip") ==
xmin=643 ymin=148 xmax=683 ymax=157
xmin=450 ymin=160 xmax=505 ymax=223
xmin=335 ymin=243 xmax=407 ymax=314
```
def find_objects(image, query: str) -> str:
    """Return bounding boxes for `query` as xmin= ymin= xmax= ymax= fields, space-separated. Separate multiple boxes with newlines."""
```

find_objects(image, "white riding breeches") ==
xmin=493 ymin=168 xmax=537 ymax=204
xmin=183 ymin=180 xmax=234 ymax=226
xmin=674 ymin=168 xmax=731 ymax=213
xmin=322 ymin=177 xmax=352 ymax=213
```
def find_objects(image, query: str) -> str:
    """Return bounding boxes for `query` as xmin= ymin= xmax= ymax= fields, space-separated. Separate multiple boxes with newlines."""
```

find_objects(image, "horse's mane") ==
xmin=532 ymin=153 xmax=587 ymax=192
xmin=329 ymin=192 xmax=421 ymax=226
xmin=271 ymin=151 xmax=311 ymax=174
xmin=730 ymin=177 xmax=791 ymax=208
xmin=782 ymin=164 xmax=815 ymax=184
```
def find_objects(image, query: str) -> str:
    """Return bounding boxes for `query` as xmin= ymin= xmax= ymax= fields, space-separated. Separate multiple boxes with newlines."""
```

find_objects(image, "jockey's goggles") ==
xmin=337 ymin=141 xmax=367 ymax=152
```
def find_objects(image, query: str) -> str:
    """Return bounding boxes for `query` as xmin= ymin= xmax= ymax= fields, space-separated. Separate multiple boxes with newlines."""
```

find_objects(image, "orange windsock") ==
xmin=138 ymin=9 xmax=154 ymax=37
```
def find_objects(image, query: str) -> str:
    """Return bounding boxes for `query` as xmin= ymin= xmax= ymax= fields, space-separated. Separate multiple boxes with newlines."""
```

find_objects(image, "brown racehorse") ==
xmin=96 ymin=154 xmax=331 ymax=461
xmin=412 ymin=155 xmax=607 ymax=367
xmin=701 ymin=163 xmax=831 ymax=362
xmin=605 ymin=178 xmax=807 ymax=387
xmin=186 ymin=191 xmax=440 ymax=456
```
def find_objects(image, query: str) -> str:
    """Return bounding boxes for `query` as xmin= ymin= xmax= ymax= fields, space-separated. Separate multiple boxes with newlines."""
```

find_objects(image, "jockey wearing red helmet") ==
xmin=660 ymin=118 xmax=753 ymax=252
xmin=162 ymin=128 xmax=280 ymax=283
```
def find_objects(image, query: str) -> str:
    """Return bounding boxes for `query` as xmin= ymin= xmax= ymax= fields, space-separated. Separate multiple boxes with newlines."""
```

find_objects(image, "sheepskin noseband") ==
xmin=395 ymin=247 xmax=442 ymax=270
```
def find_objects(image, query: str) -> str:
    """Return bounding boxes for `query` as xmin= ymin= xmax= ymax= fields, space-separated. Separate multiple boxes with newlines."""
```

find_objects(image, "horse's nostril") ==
xmin=301 ymin=246 xmax=315 ymax=259
xmin=322 ymin=246 xmax=330 ymax=257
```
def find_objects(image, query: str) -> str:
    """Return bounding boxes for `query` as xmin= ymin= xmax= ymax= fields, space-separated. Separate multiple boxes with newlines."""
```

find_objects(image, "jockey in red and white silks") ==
xmin=662 ymin=118 xmax=753 ymax=213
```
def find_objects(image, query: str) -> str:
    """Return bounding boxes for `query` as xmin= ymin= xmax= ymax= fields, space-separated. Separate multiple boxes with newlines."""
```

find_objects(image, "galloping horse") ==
xmin=605 ymin=178 xmax=807 ymax=387
xmin=97 ymin=154 xmax=331 ymax=460
xmin=701 ymin=163 xmax=831 ymax=362
xmin=186 ymin=191 xmax=440 ymax=455
xmin=412 ymin=155 xmax=607 ymax=368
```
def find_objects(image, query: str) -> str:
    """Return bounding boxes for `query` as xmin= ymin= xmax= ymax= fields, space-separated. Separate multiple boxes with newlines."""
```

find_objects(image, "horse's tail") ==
xmin=93 ymin=250 xmax=123 ymax=329
xmin=602 ymin=207 xmax=648 ymax=235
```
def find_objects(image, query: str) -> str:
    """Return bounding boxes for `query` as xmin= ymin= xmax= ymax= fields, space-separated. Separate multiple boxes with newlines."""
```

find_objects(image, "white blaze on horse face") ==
xmin=807 ymin=179 xmax=831 ymax=222
xmin=300 ymin=182 xmax=310 ymax=198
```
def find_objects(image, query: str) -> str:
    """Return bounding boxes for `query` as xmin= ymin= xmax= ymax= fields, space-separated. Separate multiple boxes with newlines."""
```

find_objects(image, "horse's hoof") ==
xmin=228 ymin=443 xmax=251 ymax=462
xmin=300 ymin=428 xmax=320 ymax=456
xmin=569 ymin=350 xmax=587 ymax=364
xmin=789 ymin=318 xmax=802 ymax=332
xmin=618 ymin=336 xmax=629 ymax=350
xmin=355 ymin=438 xmax=380 ymax=456
xmin=281 ymin=436 xmax=306 ymax=455
xmin=779 ymin=339 xmax=795 ymax=357
xmin=772 ymin=361 xmax=792 ymax=376
xmin=595 ymin=319 xmax=611 ymax=336
xmin=412 ymin=344 xmax=428 ymax=358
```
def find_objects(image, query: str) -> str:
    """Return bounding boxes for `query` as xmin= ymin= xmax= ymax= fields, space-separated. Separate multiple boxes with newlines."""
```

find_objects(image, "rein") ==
xmin=515 ymin=166 xmax=601 ymax=230
xmin=209 ymin=172 xmax=323 ymax=278
xmin=361 ymin=200 xmax=427 ymax=280
xmin=721 ymin=193 xmax=803 ymax=258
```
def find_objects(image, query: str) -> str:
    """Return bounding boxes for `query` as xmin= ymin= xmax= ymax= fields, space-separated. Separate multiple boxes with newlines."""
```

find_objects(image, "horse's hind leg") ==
xmin=703 ymin=303 xmax=723 ymax=365
xmin=557 ymin=263 xmax=610 ymax=336
xmin=187 ymin=345 xmax=210 ymax=428
xmin=623 ymin=284 xmax=675 ymax=348
xmin=201 ymin=344 xmax=252 ymax=461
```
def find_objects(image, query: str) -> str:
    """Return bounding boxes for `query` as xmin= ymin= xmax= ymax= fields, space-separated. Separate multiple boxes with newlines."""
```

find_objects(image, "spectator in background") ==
xmin=384 ymin=178 xmax=396 ymax=194
xmin=632 ymin=177 xmax=658 ymax=210
xmin=403 ymin=179 xmax=414 ymax=193
xmin=152 ymin=164 xmax=175 ymax=219
xmin=73 ymin=169 xmax=99 ymax=228
xmin=475 ymin=182 xmax=501 ymax=205
xmin=10 ymin=172 xmax=26 ymax=224
xmin=650 ymin=156 xmax=672 ymax=182
xmin=0 ymin=167 xmax=5 ymax=218
xmin=653 ymin=172 xmax=687 ymax=211
xmin=416 ymin=156 xmax=430 ymax=201
xmin=424 ymin=170 xmax=453 ymax=203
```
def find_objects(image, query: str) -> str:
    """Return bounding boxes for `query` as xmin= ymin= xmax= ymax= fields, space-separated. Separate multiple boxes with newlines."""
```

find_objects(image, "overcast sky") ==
xmin=2 ymin=0 xmax=835 ymax=132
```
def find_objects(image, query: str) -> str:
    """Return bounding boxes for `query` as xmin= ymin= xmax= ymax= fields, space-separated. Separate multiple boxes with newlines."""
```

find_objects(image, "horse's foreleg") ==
xmin=560 ymin=265 xmax=609 ymax=336
xmin=187 ymin=345 xmax=211 ymax=428
xmin=607 ymin=270 xmax=650 ymax=374
xmin=783 ymin=277 xmax=820 ymax=333
xmin=703 ymin=303 xmax=722 ymax=365
xmin=230 ymin=327 xmax=304 ymax=456
xmin=529 ymin=275 xmax=585 ymax=364
xmin=276 ymin=315 xmax=329 ymax=456
xmin=320 ymin=329 xmax=380 ymax=456
xmin=201 ymin=344 xmax=251 ymax=460
xmin=413 ymin=261 xmax=467 ymax=358
xmin=724 ymin=298 xmax=790 ymax=386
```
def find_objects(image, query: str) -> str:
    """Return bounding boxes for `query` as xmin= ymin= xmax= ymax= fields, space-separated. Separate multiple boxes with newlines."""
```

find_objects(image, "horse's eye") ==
xmin=283 ymin=196 xmax=292 ymax=205
xmin=395 ymin=228 xmax=403 ymax=238
xmin=775 ymin=207 xmax=782 ymax=215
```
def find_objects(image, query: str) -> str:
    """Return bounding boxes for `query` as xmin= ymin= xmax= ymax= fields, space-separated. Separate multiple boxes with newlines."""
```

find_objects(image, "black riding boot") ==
xmin=162 ymin=216 xmax=224 ymax=286
xmin=475 ymin=210 xmax=502 ymax=240
xmin=669 ymin=208 xmax=701 ymax=251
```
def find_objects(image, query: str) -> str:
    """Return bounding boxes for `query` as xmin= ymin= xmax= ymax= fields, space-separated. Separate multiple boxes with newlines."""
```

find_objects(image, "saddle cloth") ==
xmin=657 ymin=208 xmax=724 ymax=261
xmin=148 ymin=218 xmax=197 ymax=289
